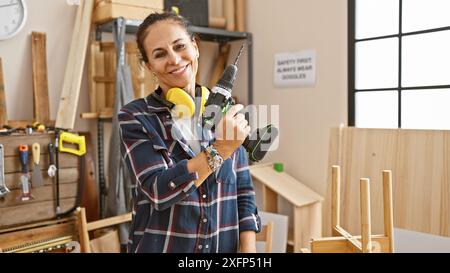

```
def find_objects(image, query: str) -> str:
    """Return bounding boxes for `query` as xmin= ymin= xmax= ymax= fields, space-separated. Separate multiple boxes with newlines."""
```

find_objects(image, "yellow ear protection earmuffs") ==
xmin=151 ymin=86 xmax=210 ymax=119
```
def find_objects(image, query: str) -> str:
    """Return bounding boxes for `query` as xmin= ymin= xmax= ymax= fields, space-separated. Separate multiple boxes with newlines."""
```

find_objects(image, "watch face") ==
xmin=0 ymin=0 xmax=26 ymax=40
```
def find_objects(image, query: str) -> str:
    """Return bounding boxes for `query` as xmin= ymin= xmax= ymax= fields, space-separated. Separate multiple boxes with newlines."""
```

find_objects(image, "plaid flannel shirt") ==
xmin=119 ymin=89 xmax=261 ymax=253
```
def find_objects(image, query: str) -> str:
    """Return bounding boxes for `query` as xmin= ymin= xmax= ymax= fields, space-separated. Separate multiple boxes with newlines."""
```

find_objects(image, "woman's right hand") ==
xmin=213 ymin=104 xmax=251 ymax=160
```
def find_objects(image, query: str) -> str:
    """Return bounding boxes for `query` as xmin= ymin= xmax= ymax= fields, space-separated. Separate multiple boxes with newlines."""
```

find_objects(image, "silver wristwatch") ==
xmin=204 ymin=144 xmax=224 ymax=172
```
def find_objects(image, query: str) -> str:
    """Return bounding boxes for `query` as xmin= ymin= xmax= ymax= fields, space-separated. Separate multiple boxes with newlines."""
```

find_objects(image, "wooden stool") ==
xmin=309 ymin=166 xmax=395 ymax=253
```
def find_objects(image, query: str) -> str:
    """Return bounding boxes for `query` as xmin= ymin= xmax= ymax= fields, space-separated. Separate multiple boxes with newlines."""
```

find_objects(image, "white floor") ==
xmin=394 ymin=228 xmax=450 ymax=253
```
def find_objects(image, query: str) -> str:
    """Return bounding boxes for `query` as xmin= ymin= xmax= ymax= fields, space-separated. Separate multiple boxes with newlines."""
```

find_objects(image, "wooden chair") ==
xmin=256 ymin=221 xmax=274 ymax=253
xmin=78 ymin=207 xmax=132 ymax=253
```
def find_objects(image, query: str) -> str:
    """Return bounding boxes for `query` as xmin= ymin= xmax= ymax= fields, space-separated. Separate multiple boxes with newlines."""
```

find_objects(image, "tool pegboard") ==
xmin=0 ymin=132 xmax=80 ymax=229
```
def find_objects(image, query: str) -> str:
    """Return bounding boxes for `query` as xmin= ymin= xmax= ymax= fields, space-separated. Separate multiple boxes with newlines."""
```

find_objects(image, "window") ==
xmin=349 ymin=0 xmax=450 ymax=129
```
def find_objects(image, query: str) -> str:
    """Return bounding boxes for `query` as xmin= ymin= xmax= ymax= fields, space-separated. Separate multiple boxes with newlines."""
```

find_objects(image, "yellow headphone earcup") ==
xmin=166 ymin=88 xmax=195 ymax=119
xmin=199 ymin=86 xmax=210 ymax=116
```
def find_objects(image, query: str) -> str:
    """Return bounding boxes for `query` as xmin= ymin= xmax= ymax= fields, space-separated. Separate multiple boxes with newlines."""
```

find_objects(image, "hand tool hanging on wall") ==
xmin=54 ymin=132 xmax=61 ymax=214
xmin=18 ymin=145 xmax=33 ymax=201
xmin=55 ymin=131 xmax=86 ymax=218
xmin=47 ymin=143 xmax=57 ymax=177
xmin=0 ymin=144 xmax=10 ymax=197
xmin=31 ymin=143 xmax=44 ymax=187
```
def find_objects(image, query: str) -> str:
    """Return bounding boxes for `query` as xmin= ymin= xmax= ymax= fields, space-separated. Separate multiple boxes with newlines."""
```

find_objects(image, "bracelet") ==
xmin=204 ymin=144 xmax=224 ymax=172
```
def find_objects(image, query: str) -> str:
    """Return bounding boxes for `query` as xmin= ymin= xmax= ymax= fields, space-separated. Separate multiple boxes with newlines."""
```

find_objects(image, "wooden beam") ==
xmin=311 ymin=235 xmax=390 ymax=253
xmin=55 ymin=0 xmax=94 ymax=130
xmin=235 ymin=0 xmax=245 ymax=32
xmin=331 ymin=165 xmax=340 ymax=236
xmin=209 ymin=16 xmax=226 ymax=29
xmin=223 ymin=0 xmax=235 ymax=31
xmin=86 ymin=212 xmax=132 ymax=231
xmin=0 ymin=58 xmax=7 ymax=128
xmin=333 ymin=225 xmax=362 ymax=252
xmin=360 ymin=178 xmax=372 ymax=253
xmin=77 ymin=207 xmax=91 ymax=253
xmin=382 ymin=170 xmax=395 ymax=252
xmin=262 ymin=185 xmax=278 ymax=213
xmin=31 ymin=32 xmax=50 ymax=125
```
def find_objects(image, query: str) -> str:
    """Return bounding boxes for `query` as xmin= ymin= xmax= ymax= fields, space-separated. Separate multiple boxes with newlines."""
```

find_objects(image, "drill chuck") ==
xmin=215 ymin=64 xmax=238 ymax=92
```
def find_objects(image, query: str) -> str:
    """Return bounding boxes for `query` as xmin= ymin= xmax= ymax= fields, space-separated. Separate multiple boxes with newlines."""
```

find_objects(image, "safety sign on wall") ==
xmin=274 ymin=50 xmax=316 ymax=87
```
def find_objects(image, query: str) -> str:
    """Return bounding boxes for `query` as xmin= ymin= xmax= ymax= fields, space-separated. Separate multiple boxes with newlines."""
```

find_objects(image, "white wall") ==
xmin=247 ymin=0 xmax=348 ymax=198
xmin=0 ymin=0 xmax=91 ymax=131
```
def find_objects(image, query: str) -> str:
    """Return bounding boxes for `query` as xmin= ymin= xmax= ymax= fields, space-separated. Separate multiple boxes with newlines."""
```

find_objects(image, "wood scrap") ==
xmin=223 ymin=0 xmax=235 ymax=31
xmin=235 ymin=0 xmax=245 ymax=32
xmin=209 ymin=16 xmax=226 ymax=29
xmin=55 ymin=0 xmax=95 ymax=130
xmin=80 ymin=132 xmax=99 ymax=222
xmin=31 ymin=32 xmax=50 ymax=125
xmin=0 ymin=58 xmax=7 ymax=128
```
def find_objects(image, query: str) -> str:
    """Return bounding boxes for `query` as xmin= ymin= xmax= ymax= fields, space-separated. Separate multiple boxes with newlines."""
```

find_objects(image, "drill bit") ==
xmin=234 ymin=44 xmax=245 ymax=66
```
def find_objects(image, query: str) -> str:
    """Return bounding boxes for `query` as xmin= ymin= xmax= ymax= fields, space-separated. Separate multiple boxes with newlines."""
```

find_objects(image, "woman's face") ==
xmin=143 ymin=20 xmax=199 ymax=93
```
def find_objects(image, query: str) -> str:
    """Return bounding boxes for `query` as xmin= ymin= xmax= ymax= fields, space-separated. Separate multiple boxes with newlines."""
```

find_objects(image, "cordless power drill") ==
xmin=202 ymin=45 xmax=279 ymax=162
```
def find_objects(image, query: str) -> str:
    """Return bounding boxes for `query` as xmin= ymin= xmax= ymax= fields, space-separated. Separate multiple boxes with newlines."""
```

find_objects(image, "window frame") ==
xmin=348 ymin=0 xmax=450 ymax=127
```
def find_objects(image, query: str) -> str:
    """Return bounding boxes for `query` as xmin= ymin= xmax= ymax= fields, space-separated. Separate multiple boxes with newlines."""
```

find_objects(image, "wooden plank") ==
xmin=79 ymin=132 xmax=99 ymax=222
xmin=86 ymin=212 xmax=132 ymax=231
xmin=395 ymin=129 xmax=445 ymax=236
xmin=31 ymin=32 xmax=50 ymax=124
xmin=360 ymin=178 xmax=372 ymax=253
xmin=209 ymin=16 xmax=226 ymax=29
xmin=235 ymin=0 xmax=245 ymax=32
xmin=261 ymin=184 xmax=277 ymax=213
xmin=0 ymin=220 xmax=77 ymax=251
xmin=104 ymin=49 xmax=115 ymax=110
xmin=333 ymin=225 xmax=362 ymax=252
xmin=310 ymin=235 xmax=390 ymax=253
xmin=93 ymin=4 xmax=161 ymax=24
xmin=0 ymin=58 xmax=7 ymax=128
xmin=6 ymin=120 xmax=54 ymax=129
xmin=55 ymin=0 xmax=95 ymax=130
xmin=78 ymin=207 xmax=91 ymax=252
xmin=95 ymin=43 xmax=107 ymax=112
xmin=250 ymin=165 xmax=324 ymax=208
xmin=95 ymin=0 xmax=163 ymax=9
xmin=382 ymin=170 xmax=395 ymax=252
xmin=89 ymin=43 xmax=98 ymax=113
xmin=331 ymin=165 xmax=340 ymax=235
xmin=223 ymin=0 xmax=235 ymax=31
xmin=0 ymin=198 xmax=77 ymax=228
xmin=443 ymin=131 xmax=450 ymax=236
xmin=4 ymin=154 xmax=78 ymax=174
xmin=80 ymin=109 xmax=113 ymax=119
xmin=293 ymin=202 xmax=322 ymax=251
xmin=5 ymin=168 xmax=79 ymax=190
xmin=0 ymin=182 xmax=78 ymax=208
xmin=0 ymin=215 xmax=76 ymax=234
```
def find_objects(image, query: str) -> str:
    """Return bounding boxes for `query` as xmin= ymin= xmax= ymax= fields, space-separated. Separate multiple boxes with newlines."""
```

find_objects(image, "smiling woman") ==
xmin=137 ymin=14 xmax=199 ymax=97
xmin=118 ymin=12 xmax=261 ymax=253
